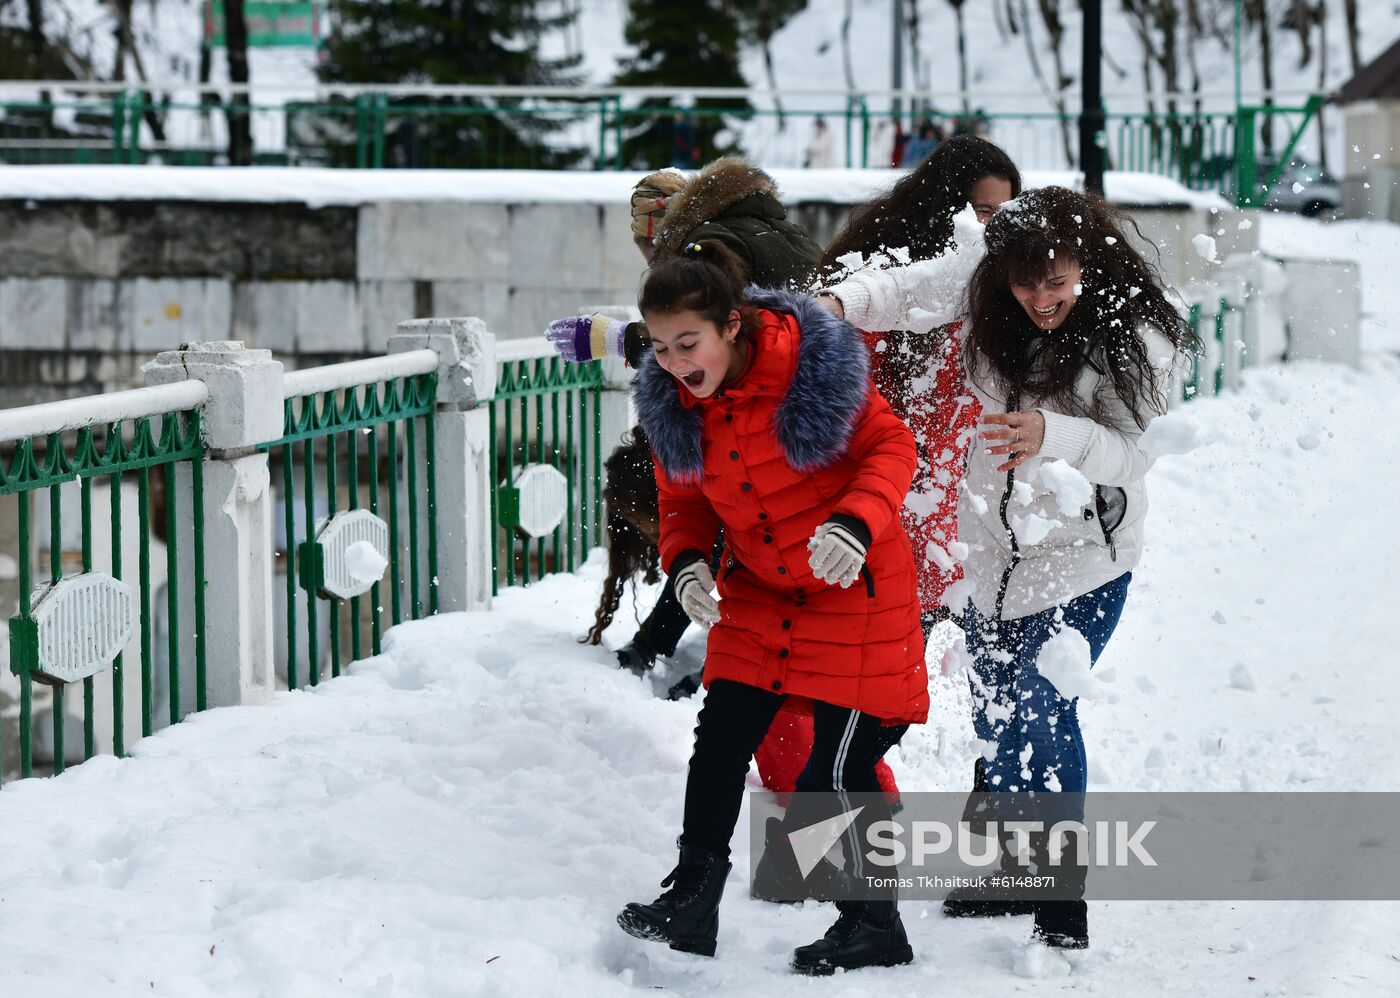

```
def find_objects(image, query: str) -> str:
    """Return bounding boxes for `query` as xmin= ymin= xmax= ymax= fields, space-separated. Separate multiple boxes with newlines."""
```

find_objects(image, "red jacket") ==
xmin=634 ymin=290 xmax=929 ymax=726
xmin=865 ymin=322 xmax=981 ymax=614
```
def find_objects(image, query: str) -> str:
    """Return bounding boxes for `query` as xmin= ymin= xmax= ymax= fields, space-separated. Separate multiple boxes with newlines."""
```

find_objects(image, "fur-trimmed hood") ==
xmin=633 ymin=287 xmax=871 ymax=484
xmin=653 ymin=157 xmax=786 ymax=260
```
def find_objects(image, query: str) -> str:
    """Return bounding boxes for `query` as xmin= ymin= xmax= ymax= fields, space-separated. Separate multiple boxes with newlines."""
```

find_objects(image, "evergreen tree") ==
xmin=317 ymin=0 xmax=584 ymax=168
xmin=612 ymin=0 xmax=751 ymax=169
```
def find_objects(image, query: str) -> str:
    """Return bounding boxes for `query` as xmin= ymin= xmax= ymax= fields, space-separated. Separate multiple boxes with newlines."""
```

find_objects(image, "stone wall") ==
xmin=0 ymin=192 xmax=1248 ymax=406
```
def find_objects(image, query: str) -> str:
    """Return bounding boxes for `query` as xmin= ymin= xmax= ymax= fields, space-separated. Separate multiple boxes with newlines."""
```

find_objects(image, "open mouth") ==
xmin=1032 ymin=303 xmax=1062 ymax=318
xmin=682 ymin=371 xmax=706 ymax=389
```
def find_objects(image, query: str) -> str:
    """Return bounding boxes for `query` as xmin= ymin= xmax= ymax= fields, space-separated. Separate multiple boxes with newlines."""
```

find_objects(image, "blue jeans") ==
xmin=965 ymin=573 xmax=1131 ymax=814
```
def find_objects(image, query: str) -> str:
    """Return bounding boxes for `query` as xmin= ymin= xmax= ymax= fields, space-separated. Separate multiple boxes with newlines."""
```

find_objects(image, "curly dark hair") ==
xmin=818 ymin=135 xmax=1022 ymax=277
xmin=963 ymin=185 xmax=1196 ymax=428
xmin=584 ymin=426 xmax=662 ymax=645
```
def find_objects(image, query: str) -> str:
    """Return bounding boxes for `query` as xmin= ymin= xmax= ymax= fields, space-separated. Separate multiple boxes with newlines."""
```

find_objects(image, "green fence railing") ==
xmin=1181 ymin=297 xmax=1237 ymax=403
xmin=260 ymin=356 xmax=439 ymax=691
xmin=489 ymin=348 xmax=605 ymax=595
xmin=0 ymin=85 xmax=1327 ymax=206
xmin=1 ymin=382 xmax=209 ymax=784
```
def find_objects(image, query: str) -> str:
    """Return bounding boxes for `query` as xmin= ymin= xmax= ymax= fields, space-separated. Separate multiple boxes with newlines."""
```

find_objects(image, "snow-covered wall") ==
xmin=0 ymin=166 xmax=1243 ymax=402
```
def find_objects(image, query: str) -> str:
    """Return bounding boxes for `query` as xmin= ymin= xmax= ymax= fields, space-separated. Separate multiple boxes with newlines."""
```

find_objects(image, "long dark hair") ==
xmin=585 ymin=426 xmax=662 ymax=645
xmin=637 ymin=239 xmax=757 ymax=341
xmin=964 ymin=186 xmax=1195 ymax=428
xmin=818 ymin=135 xmax=1022 ymax=275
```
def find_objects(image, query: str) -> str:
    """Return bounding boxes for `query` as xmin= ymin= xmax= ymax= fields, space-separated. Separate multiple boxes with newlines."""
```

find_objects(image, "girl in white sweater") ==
xmin=820 ymin=186 xmax=1194 ymax=950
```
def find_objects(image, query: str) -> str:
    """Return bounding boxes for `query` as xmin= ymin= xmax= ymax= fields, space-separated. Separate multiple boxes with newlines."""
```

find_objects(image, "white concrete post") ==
xmin=143 ymin=341 xmax=284 ymax=710
xmin=389 ymin=317 xmax=495 ymax=613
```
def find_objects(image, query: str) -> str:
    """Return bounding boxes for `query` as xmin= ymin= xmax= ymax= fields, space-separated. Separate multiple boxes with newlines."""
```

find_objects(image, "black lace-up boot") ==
xmin=790 ymin=900 xmax=914 ymax=976
xmin=617 ymin=842 xmax=730 ymax=957
xmin=941 ymin=826 xmax=1034 ymax=918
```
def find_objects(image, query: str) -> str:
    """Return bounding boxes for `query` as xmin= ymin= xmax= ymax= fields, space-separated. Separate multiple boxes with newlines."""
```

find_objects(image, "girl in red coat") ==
xmin=616 ymin=241 xmax=928 ymax=976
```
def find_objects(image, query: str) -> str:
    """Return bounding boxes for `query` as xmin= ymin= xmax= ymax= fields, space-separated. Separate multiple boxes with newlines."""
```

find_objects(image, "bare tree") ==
xmin=225 ymin=0 xmax=254 ymax=165
xmin=1243 ymin=0 xmax=1277 ymax=153
xmin=1341 ymin=0 xmax=1360 ymax=74
xmin=1184 ymin=0 xmax=1205 ymax=114
xmin=946 ymin=0 xmax=971 ymax=113
xmin=1035 ymin=0 xmax=1076 ymax=165
xmin=841 ymin=0 xmax=856 ymax=92
xmin=113 ymin=0 xmax=134 ymax=80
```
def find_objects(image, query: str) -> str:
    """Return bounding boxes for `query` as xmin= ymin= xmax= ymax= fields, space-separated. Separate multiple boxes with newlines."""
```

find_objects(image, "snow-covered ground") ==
xmin=1 ymin=214 xmax=1398 ymax=995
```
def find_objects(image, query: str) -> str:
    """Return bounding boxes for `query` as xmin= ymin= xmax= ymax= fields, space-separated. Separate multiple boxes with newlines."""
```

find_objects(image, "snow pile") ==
xmin=0 ymin=216 xmax=1398 ymax=995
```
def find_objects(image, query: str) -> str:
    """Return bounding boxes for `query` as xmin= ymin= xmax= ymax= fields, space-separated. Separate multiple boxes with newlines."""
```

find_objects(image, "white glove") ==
xmin=807 ymin=521 xmax=868 ymax=588
xmin=672 ymin=559 xmax=721 ymax=627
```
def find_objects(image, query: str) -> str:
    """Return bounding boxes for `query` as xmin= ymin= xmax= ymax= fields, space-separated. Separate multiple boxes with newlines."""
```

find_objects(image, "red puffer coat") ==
xmin=865 ymin=322 xmax=981 ymax=614
xmin=634 ymin=288 xmax=929 ymax=726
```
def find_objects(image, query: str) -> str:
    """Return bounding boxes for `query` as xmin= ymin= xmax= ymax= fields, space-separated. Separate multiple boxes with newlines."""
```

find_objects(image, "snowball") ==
xmin=903 ymin=487 xmax=947 ymax=518
xmin=835 ymin=250 xmax=864 ymax=273
xmin=1137 ymin=412 xmax=1202 ymax=458
xmin=1011 ymin=480 xmax=1035 ymax=506
xmin=1237 ymin=218 xmax=1253 ymax=230
xmin=1104 ymin=236 xmax=1118 ymax=245
xmin=925 ymin=542 xmax=956 ymax=572
xmin=948 ymin=541 xmax=969 ymax=561
xmin=1230 ymin=663 xmax=1256 ymax=691
xmin=1011 ymin=512 xmax=1056 ymax=545
xmin=1035 ymin=627 xmax=1102 ymax=701
xmin=1037 ymin=459 xmax=1093 ymax=516
xmin=888 ymin=245 xmax=912 ymax=265
xmin=1211 ymin=610 xmax=1227 ymax=625
xmin=345 ymin=541 xmax=389 ymax=585
xmin=1192 ymin=233 xmax=1219 ymax=263
xmin=1296 ymin=432 xmax=1322 ymax=451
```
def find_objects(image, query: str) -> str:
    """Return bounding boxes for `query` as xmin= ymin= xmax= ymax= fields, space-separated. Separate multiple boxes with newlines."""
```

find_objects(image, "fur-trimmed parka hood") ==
xmin=654 ymin=157 xmax=784 ymax=259
xmin=633 ymin=287 xmax=871 ymax=484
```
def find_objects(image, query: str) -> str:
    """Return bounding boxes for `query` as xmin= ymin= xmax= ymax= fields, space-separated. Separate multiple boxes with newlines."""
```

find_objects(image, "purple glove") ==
xmin=545 ymin=314 xmax=629 ymax=363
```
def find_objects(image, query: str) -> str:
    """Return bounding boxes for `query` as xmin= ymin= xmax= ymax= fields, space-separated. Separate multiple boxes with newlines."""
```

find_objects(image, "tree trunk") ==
xmin=841 ymin=0 xmax=856 ymax=92
xmin=113 ymin=0 xmax=134 ymax=81
xmin=953 ymin=1 xmax=969 ymax=114
xmin=1342 ymin=0 xmax=1361 ymax=75
xmin=225 ymin=0 xmax=254 ymax=166
xmin=24 ymin=0 xmax=43 ymax=76
xmin=1185 ymin=0 xmax=1204 ymax=116
xmin=1290 ymin=0 xmax=1312 ymax=67
xmin=1036 ymin=0 xmax=1075 ymax=166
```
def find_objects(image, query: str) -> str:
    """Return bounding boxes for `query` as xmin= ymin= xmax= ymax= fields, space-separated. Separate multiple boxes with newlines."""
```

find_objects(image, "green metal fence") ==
xmin=0 ymin=85 xmax=1327 ymax=206
xmin=1181 ymin=298 xmax=1236 ymax=403
xmin=488 ymin=349 xmax=605 ymax=594
xmin=2 ymin=386 xmax=209 ymax=784
xmin=260 ymin=359 xmax=439 ymax=690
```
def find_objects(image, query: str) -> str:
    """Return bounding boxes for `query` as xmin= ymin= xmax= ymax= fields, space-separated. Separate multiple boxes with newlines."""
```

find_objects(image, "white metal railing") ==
xmin=282 ymin=349 xmax=438 ymax=399
xmin=0 ymin=381 xmax=209 ymax=444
